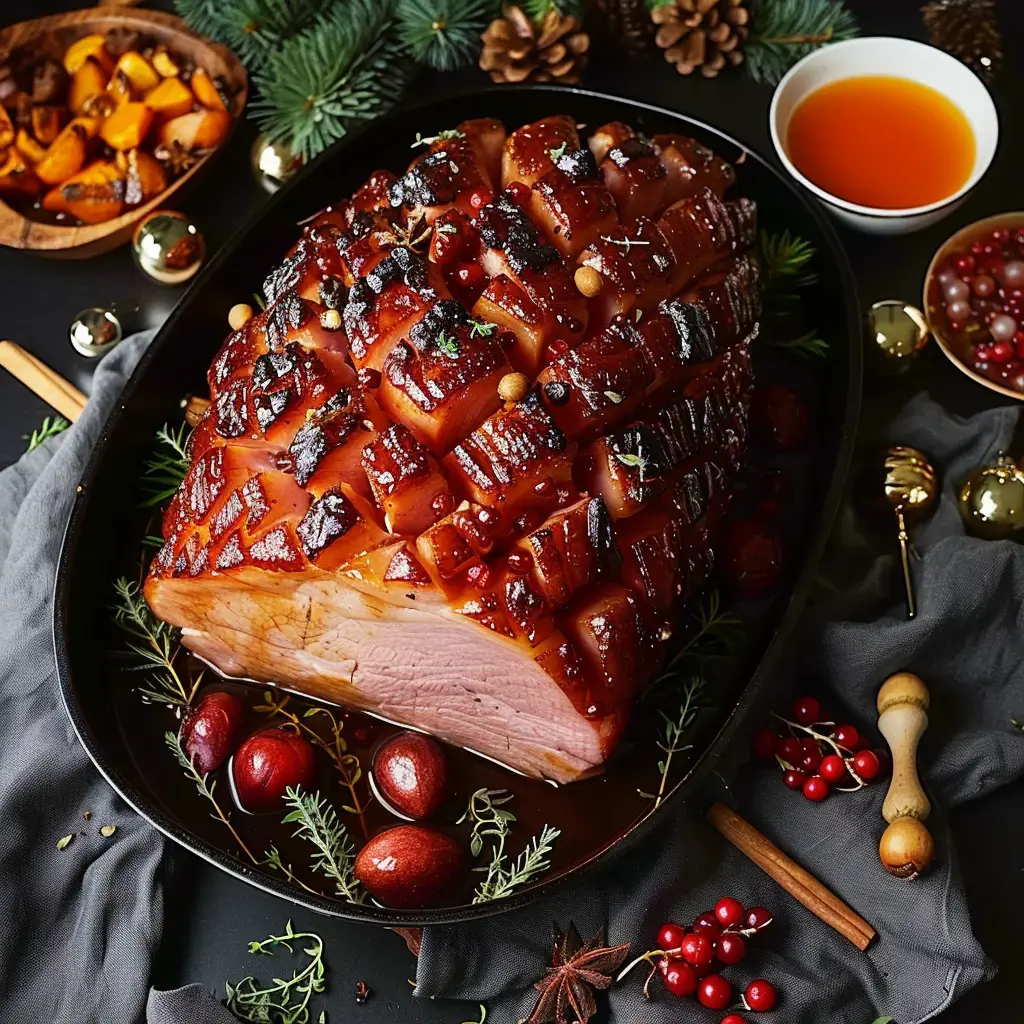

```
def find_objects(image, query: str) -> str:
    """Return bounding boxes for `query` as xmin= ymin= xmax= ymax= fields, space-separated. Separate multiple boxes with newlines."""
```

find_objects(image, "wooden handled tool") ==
xmin=876 ymin=672 xmax=935 ymax=878
xmin=0 ymin=341 xmax=87 ymax=422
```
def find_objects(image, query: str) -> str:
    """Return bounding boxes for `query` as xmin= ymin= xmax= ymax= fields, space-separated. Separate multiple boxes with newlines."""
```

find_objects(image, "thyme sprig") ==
xmin=458 ymin=787 xmax=517 ymax=858
xmin=261 ymin=845 xmax=320 ymax=895
xmin=165 ymin=731 xmax=258 ymax=864
xmin=637 ymin=678 xmax=706 ymax=808
xmin=140 ymin=422 xmax=190 ymax=508
xmin=112 ymin=577 xmax=200 ymax=708
xmin=281 ymin=787 xmax=363 ymax=903
xmin=226 ymin=920 xmax=326 ymax=1024
xmin=23 ymin=415 xmax=69 ymax=453
xmin=473 ymin=824 xmax=561 ymax=903
xmin=435 ymin=331 xmax=460 ymax=358
xmin=255 ymin=692 xmax=369 ymax=836
xmin=468 ymin=318 xmax=497 ymax=337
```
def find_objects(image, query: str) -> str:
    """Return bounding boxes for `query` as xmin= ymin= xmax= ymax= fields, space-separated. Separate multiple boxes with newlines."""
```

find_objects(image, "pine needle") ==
xmin=140 ymin=422 xmax=190 ymax=508
xmin=22 ymin=415 xmax=69 ymax=453
xmin=746 ymin=0 xmax=859 ymax=85
xmin=758 ymin=228 xmax=818 ymax=305
xmin=252 ymin=1 xmax=409 ymax=162
xmin=397 ymin=0 xmax=498 ymax=72
xmin=281 ymin=787 xmax=363 ymax=903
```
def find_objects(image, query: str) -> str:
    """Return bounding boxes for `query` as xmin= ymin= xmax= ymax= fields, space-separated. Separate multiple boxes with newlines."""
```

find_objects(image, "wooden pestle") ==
xmin=876 ymin=672 xmax=935 ymax=878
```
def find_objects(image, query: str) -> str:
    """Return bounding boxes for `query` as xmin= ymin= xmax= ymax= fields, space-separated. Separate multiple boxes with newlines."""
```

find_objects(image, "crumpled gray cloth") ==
xmin=414 ymin=392 xmax=1024 ymax=1024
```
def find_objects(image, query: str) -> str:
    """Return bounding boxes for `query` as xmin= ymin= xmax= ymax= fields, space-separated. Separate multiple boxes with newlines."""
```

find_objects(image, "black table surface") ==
xmin=2 ymin=2 xmax=1022 ymax=1021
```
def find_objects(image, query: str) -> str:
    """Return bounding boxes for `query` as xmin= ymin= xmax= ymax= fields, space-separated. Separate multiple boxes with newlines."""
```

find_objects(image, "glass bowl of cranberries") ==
xmin=925 ymin=211 xmax=1024 ymax=398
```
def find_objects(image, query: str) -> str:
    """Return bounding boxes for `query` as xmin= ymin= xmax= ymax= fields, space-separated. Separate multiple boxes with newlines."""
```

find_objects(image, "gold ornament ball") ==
xmin=251 ymin=133 xmax=302 ymax=193
xmin=958 ymin=454 xmax=1024 ymax=539
xmin=867 ymin=300 xmax=929 ymax=375
xmin=132 ymin=210 xmax=205 ymax=285
xmin=69 ymin=306 xmax=122 ymax=358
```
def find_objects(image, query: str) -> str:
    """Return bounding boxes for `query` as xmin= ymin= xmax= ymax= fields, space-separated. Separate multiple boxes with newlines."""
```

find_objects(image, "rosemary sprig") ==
xmin=473 ymin=824 xmax=561 ymax=903
xmin=226 ymin=920 xmax=326 ymax=1024
xmin=255 ymin=693 xmax=369 ymax=836
xmin=165 ymin=731 xmax=258 ymax=863
xmin=281 ymin=787 xmax=363 ymax=903
xmin=458 ymin=787 xmax=517 ymax=858
xmin=775 ymin=330 xmax=829 ymax=359
xmin=112 ymin=577 xmax=200 ymax=708
xmin=638 ymin=678 xmax=706 ymax=808
xmin=651 ymin=589 xmax=742 ymax=691
xmin=140 ymin=422 xmax=190 ymax=508
xmin=23 ymin=415 xmax=69 ymax=453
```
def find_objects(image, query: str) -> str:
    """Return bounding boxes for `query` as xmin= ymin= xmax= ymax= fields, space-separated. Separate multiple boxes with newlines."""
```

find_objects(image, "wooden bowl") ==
xmin=924 ymin=211 xmax=1024 ymax=401
xmin=0 ymin=6 xmax=247 ymax=258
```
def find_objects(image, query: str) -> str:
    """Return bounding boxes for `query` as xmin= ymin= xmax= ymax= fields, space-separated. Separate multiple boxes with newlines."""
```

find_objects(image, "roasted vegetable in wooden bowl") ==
xmin=0 ymin=6 xmax=246 ymax=256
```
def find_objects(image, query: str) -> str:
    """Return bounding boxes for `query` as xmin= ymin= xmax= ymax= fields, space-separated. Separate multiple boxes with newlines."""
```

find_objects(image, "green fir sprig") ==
xmin=141 ymin=422 xmax=190 ymax=508
xmin=757 ymin=228 xmax=829 ymax=359
xmin=23 ymin=415 xmax=69 ymax=453
xmin=225 ymin=920 xmax=327 ymax=1024
xmin=281 ymin=787 xmax=363 ymax=903
xmin=397 ymin=0 xmax=498 ymax=71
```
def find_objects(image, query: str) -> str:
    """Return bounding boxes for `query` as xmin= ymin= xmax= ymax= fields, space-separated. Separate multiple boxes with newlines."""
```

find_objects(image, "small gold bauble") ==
xmin=251 ymin=133 xmax=302 ymax=193
xmin=958 ymin=454 xmax=1024 ymax=539
xmin=884 ymin=445 xmax=938 ymax=519
xmin=69 ymin=306 xmax=122 ymax=358
xmin=867 ymin=300 xmax=929 ymax=375
xmin=132 ymin=210 xmax=205 ymax=285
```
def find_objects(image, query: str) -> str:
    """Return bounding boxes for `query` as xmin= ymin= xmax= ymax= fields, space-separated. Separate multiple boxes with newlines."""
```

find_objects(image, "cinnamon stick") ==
xmin=707 ymin=802 xmax=876 ymax=951
xmin=0 ymin=341 xmax=87 ymax=422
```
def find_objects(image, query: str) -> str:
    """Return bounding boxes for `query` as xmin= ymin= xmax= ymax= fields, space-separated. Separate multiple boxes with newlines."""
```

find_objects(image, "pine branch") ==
xmin=746 ymin=0 xmax=858 ymax=85
xmin=252 ymin=1 xmax=409 ymax=162
xmin=140 ymin=422 xmax=190 ymax=508
xmin=22 ymin=415 xmax=69 ymax=453
xmin=397 ymin=0 xmax=498 ymax=71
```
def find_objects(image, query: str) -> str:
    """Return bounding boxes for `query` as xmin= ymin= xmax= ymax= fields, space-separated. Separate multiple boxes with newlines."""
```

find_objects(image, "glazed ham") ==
xmin=145 ymin=115 xmax=761 ymax=784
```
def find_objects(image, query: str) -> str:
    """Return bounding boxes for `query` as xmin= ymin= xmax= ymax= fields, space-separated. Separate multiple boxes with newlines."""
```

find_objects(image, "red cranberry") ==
xmin=232 ymin=727 xmax=316 ymax=813
xmin=750 ymin=385 xmax=809 ymax=450
xmin=831 ymin=723 xmax=860 ymax=750
xmin=372 ymin=731 xmax=449 ymax=820
xmin=714 ymin=896 xmax=745 ymax=929
xmin=657 ymin=921 xmax=687 ymax=952
xmin=354 ymin=825 xmax=463 ymax=908
xmin=659 ymin=957 xmax=698 ymax=997
xmin=744 ymin=978 xmax=778 ymax=1012
xmin=783 ymin=768 xmax=807 ymax=790
xmin=973 ymin=274 xmax=996 ymax=297
xmin=698 ymin=974 xmax=733 ymax=1010
xmin=720 ymin=519 xmax=783 ymax=598
xmin=751 ymin=728 xmax=778 ymax=762
xmin=692 ymin=911 xmax=722 ymax=937
xmin=1015 ymin=228 xmax=1024 ymax=251
xmin=180 ymin=690 xmax=244 ymax=774
xmin=744 ymin=906 xmax=773 ymax=932
xmin=953 ymin=253 xmax=974 ymax=275
xmin=777 ymin=736 xmax=802 ymax=765
xmin=716 ymin=932 xmax=747 ymax=965
xmin=819 ymin=753 xmax=847 ymax=783
xmin=792 ymin=695 xmax=821 ymax=726
xmin=799 ymin=737 xmax=823 ymax=773
xmin=722 ymin=1017 xmax=747 ymax=1024
xmin=680 ymin=932 xmax=715 ymax=967
xmin=853 ymin=749 xmax=881 ymax=781
xmin=993 ymin=227 xmax=1012 ymax=244
xmin=802 ymin=775 xmax=830 ymax=801
xmin=505 ymin=181 xmax=531 ymax=206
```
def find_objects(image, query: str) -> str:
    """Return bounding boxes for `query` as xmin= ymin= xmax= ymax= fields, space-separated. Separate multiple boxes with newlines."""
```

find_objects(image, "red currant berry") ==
xmin=852 ymin=749 xmax=881 ymax=781
xmin=693 ymin=911 xmax=722 ymax=937
xmin=744 ymin=978 xmax=778 ymax=1012
xmin=659 ymin=957 xmax=697 ymax=997
xmin=722 ymin=1017 xmax=747 ymax=1024
xmin=1015 ymin=228 xmax=1024 ymax=250
xmin=505 ymin=181 xmax=531 ymax=206
xmin=776 ymin=736 xmax=802 ymax=765
xmin=680 ymin=932 xmax=715 ymax=967
xmin=468 ymin=187 xmax=493 ymax=210
xmin=783 ymin=768 xmax=807 ymax=790
xmin=751 ymin=728 xmax=778 ymax=762
xmin=831 ymin=723 xmax=860 ymax=750
xmin=792 ymin=695 xmax=821 ymax=726
xmin=993 ymin=227 xmax=1012 ymax=244
xmin=992 ymin=340 xmax=1015 ymax=363
xmin=953 ymin=253 xmax=974 ymax=275
xmin=657 ymin=922 xmax=687 ymax=952
xmin=698 ymin=974 xmax=733 ymax=1010
xmin=802 ymin=775 xmax=830 ymax=801
xmin=716 ymin=932 xmax=747 ymax=965
xmin=744 ymin=906 xmax=773 ymax=932
xmin=714 ymin=896 xmax=745 ymax=929
xmin=819 ymin=754 xmax=847 ymax=783
xmin=799 ymin=737 xmax=823 ymax=773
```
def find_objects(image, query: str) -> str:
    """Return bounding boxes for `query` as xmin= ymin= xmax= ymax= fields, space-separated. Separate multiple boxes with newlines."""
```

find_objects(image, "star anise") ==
xmin=154 ymin=140 xmax=199 ymax=176
xmin=525 ymin=923 xmax=631 ymax=1024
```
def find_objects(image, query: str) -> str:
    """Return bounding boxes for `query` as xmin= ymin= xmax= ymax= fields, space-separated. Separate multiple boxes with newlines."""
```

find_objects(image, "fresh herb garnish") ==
xmin=23 ymin=414 xmax=69 ymax=453
xmin=637 ymin=678 xmax=706 ymax=808
xmin=261 ymin=844 xmax=320 ymax=895
xmin=652 ymin=589 xmax=742 ymax=688
xmin=757 ymin=229 xmax=829 ymax=359
xmin=112 ymin=577 xmax=200 ymax=708
xmin=281 ymin=787 xmax=363 ymax=903
xmin=56 ymin=834 xmax=74 ymax=851
xmin=99 ymin=825 xmax=117 ymax=838
xmin=775 ymin=330 xmax=829 ymax=359
xmin=604 ymin=390 xmax=624 ymax=404
xmin=614 ymin=452 xmax=648 ymax=481
xmin=165 ymin=730 xmax=258 ymax=864
xmin=435 ymin=331 xmax=460 ymax=358
xmin=468 ymin=319 xmax=498 ymax=337
xmin=226 ymin=920 xmax=326 ymax=1024
xmin=140 ymin=422 xmax=190 ymax=508
xmin=435 ymin=221 xmax=458 ymax=237
xmin=459 ymin=787 xmax=517 ymax=858
xmin=548 ymin=141 xmax=568 ymax=161
xmin=410 ymin=128 xmax=464 ymax=148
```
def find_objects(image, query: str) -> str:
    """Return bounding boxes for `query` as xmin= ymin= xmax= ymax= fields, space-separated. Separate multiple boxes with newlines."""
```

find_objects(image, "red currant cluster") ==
xmin=619 ymin=897 xmax=778 ymax=1019
xmin=751 ymin=695 xmax=889 ymax=802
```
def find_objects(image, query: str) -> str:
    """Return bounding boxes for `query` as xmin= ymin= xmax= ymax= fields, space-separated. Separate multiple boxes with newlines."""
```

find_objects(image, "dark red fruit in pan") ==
xmin=354 ymin=825 xmax=464 ymax=908
xmin=180 ymin=690 xmax=245 ymax=774
xmin=232 ymin=727 xmax=317 ymax=813
xmin=372 ymin=731 xmax=450 ymax=820
xmin=720 ymin=519 xmax=784 ymax=598
xmin=751 ymin=385 xmax=808 ymax=450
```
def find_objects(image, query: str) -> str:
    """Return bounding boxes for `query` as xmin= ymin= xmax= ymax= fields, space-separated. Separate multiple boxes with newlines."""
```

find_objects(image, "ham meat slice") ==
xmin=145 ymin=115 xmax=761 ymax=784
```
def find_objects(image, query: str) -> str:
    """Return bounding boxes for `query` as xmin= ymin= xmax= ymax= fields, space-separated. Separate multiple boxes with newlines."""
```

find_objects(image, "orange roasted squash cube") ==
xmin=68 ymin=56 xmax=109 ymax=114
xmin=0 ymin=149 xmax=41 ymax=199
xmin=117 ymin=147 xmax=168 ymax=205
xmin=34 ymin=120 xmax=90 ymax=185
xmin=112 ymin=51 xmax=161 ymax=96
xmin=63 ymin=34 xmax=114 ymax=75
xmin=100 ymin=102 xmax=154 ymax=151
xmin=190 ymin=68 xmax=227 ymax=112
xmin=156 ymin=108 xmax=230 ymax=151
xmin=144 ymin=77 xmax=194 ymax=120
xmin=42 ymin=160 xmax=125 ymax=223
xmin=15 ymin=128 xmax=46 ymax=165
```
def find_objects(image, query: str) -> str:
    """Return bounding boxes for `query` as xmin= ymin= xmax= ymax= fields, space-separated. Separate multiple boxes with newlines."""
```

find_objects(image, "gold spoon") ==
xmin=884 ymin=446 xmax=938 ymax=619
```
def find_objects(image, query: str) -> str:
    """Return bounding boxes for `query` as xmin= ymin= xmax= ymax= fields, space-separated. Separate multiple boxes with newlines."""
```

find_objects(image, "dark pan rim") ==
xmin=53 ymin=83 xmax=863 ymax=926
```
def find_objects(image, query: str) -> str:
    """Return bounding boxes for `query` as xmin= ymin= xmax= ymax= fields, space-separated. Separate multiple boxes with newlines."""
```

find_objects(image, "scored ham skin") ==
xmin=145 ymin=115 xmax=761 ymax=784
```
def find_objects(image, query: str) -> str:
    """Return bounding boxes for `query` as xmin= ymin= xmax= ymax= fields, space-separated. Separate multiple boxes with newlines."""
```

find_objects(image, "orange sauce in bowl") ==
xmin=785 ymin=75 xmax=976 ymax=210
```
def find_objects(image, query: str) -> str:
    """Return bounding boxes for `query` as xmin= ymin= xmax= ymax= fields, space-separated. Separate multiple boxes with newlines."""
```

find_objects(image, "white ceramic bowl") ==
xmin=769 ymin=37 xmax=999 ymax=235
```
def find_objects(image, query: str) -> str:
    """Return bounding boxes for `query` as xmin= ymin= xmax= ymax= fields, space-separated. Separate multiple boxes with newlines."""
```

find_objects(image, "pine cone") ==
xmin=595 ymin=0 xmax=654 ymax=57
xmin=922 ymin=0 xmax=1002 ymax=78
xmin=480 ymin=5 xmax=590 ymax=84
xmin=651 ymin=0 xmax=749 ymax=78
